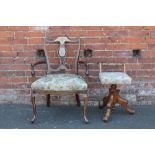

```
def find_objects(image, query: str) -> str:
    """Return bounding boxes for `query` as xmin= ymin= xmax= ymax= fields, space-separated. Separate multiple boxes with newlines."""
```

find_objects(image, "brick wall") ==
xmin=0 ymin=26 xmax=155 ymax=105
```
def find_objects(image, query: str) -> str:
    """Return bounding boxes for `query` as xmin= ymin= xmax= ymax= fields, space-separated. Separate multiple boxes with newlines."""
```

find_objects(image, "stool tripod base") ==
xmin=101 ymin=84 xmax=135 ymax=122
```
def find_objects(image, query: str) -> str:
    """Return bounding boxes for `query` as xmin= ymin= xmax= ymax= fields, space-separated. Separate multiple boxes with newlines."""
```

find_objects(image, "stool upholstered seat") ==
xmin=99 ymin=72 xmax=132 ymax=85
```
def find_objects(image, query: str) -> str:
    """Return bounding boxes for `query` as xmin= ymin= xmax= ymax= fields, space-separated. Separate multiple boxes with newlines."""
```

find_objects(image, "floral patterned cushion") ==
xmin=99 ymin=72 xmax=132 ymax=85
xmin=31 ymin=74 xmax=87 ymax=91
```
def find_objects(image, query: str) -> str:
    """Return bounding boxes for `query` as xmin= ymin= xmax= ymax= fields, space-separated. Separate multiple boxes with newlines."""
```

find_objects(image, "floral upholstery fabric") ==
xmin=99 ymin=72 xmax=132 ymax=85
xmin=31 ymin=74 xmax=87 ymax=91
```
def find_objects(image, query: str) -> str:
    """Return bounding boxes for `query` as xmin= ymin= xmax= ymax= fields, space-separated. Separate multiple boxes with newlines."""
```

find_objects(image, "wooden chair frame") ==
xmin=30 ymin=36 xmax=89 ymax=123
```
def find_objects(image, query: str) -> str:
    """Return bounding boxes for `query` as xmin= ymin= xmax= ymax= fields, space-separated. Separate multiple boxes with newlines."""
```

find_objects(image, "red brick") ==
xmin=150 ymin=31 xmax=155 ymax=36
xmin=23 ymin=58 xmax=40 ymax=64
xmin=126 ymin=64 xmax=142 ymax=70
xmin=12 ymin=45 xmax=24 ymax=51
xmin=113 ymin=51 xmax=132 ymax=57
xmin=23 ymin=45 xmax=44 ymax=52
xmin=28 ymin=38 xmax=44 ymax=44
xmin=0 ymin=83 xmax=12 ymax=89
xmin=126 ymin=43 xmax=148 ymax=50
xmin=150 ymin=52 xmax=155 ymax=57
xmin=144 ymin=26 xmax=155 ymax=30
xmin=0 ymin=65 xmax=10 ymax=70
xmin=123 ymin=26 xmax=145 ymax=30
xmin=128 ymin=31 xmax=149 ymax=37
xmin=0 ymin=71 xmax=12 ymax=78
xmin=93 ymin=51 xmax=112 ymax=57
xmin=119 ymin=38 xmax=145 ymax=43
xmin=80 ymin=26 xmax=102 ymax=31
xmin=148 ymin=44 xmax=155 ymax=50
xmin=139 ymin=58 xmax=155 ymax=63
xmin=142 ymin=64 xmax=155 ymax=69
xmin=0 ymin=77 xmax=9 ymax=82
xmin=84 ymin=57 xmax=115 ymax=63
xmin=15 ymin=32 xmax=27 ymax=38
xmin=50 ymin=26 xmax=71 ymax=31
xmin=0 ymin=26 xmax=9 ymax=30
xmin=18 ymin=52 xmax=36 ymax=57
xmin=46 ymin=31 xmax=66 ymax=38
xmin=0 ymin=58 xmax=14 ymax=64
xmin=46 ymin=44 xmax=59 ymax=51
xmin=8 ymin=26 xmax=29 ymax=31
xmin=10 ymin=65 xmax=30 ymax=71
xmin=0 ymin=45 xmax=12 ymax=51
xmin=12 ymin=71 xmax=26 ymax=76
xmin=26 ymin=32 xmax=44 ymax=37
xmin=0 ymin=32 xmax=14 ymax=38
xmin=0 ymin=51 xmax=17 ymax=57
xmin=106 ymin=31 xmax=128 ymax=37
xmin=101 ymin=26 xmax=124 ymax=30
xmin=65 ymin=51 xmax=75 ymax=57
xmin=13 ymin=39 xmax=27 ymax=44
xmin=114 ymin=58 xmax=136 ymax=63
xmin=136 ymin=70 xmax=155 ymax=77
xmin=70 ymin=26 xmax=102 ymax=31
xmin=10 ymin=77 xmax=28 ymax=83
xmin=145 ymin=38 xmax=155 ymax=43
xmin=0 ymin=38 xmax=13 ymax=44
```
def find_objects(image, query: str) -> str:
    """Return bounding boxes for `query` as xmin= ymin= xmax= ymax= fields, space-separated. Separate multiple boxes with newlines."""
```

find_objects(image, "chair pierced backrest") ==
xmin=44 ymin=36 xmax=81 ymax=74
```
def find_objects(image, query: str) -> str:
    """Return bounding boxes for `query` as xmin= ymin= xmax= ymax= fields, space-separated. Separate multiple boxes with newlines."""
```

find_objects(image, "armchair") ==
xmin=30 ymin=36 xmax=89 ymax=123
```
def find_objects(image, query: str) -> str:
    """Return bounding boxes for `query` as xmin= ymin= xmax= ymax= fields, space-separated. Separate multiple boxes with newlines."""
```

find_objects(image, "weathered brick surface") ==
xmin=0 ymin=26 xmax=155 ymax=105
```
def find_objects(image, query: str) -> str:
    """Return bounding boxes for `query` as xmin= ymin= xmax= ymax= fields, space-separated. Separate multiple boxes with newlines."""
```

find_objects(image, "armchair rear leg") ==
xmin=118 ymin=96 xmax=135 ymax=114
xmin=99 ymin=96 xmax=108 ymax=109
xmin=83 ymin=94 xmax=89 ymax=123
xmin=30 ymin=96 xmax=36 ymax=123
xmin=75 ymin=93 xmax=81 ymax=107
xmin=46 ymin=94 xmax=51 ymax=107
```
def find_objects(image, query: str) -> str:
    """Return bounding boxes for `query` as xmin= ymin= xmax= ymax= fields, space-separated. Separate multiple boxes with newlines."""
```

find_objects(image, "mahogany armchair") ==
xmin=30 ymin=36 xmax=89 ymax=123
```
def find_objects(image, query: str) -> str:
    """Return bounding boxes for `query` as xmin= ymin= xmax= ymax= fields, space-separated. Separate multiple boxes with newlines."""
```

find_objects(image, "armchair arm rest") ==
xmin=31 ymin=60 xmax=47 ymax=82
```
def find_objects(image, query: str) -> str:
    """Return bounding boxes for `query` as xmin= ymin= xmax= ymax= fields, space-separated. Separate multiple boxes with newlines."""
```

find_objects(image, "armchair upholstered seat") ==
xmin=31 ymin=74 xmax=87 ymax=92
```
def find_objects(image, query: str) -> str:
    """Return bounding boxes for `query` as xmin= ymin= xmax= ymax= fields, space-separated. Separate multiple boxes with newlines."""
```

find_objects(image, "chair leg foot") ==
xmin=118 ymin=96 xmax=135 ymax=114
xmin=103 ymin=95 xmax=113 ymax=122
xmin=29 ymin=96 xmax=36 ymax=123
xmin=99 ymin=96 xmax=108 ymax=109
xmin=75 ymin=93 xmax=81 ymax=107
xmin=46 ymin=94 xmax=50 ymax=107
xmin=83 ymin=94 xmax=89 ymax=123
xmin=103 ymin=108 xmax=111 ymax=122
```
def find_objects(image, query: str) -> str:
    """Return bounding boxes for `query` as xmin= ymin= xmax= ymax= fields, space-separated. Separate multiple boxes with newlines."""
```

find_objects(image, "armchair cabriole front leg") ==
xmin=30 ymin=93 xmax=36 ymax=123
xmin=83 ymin=94 xmax=89 ymax=123
xmin=29 ymin=61 xmax=47 ymax=123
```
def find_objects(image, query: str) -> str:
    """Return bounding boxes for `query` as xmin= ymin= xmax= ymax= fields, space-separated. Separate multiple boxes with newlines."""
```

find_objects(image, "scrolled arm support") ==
xmin=79 ymin=60 xmax=89 ymax=77
xmin=31 ymin=61 xmax=47 ymax=82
